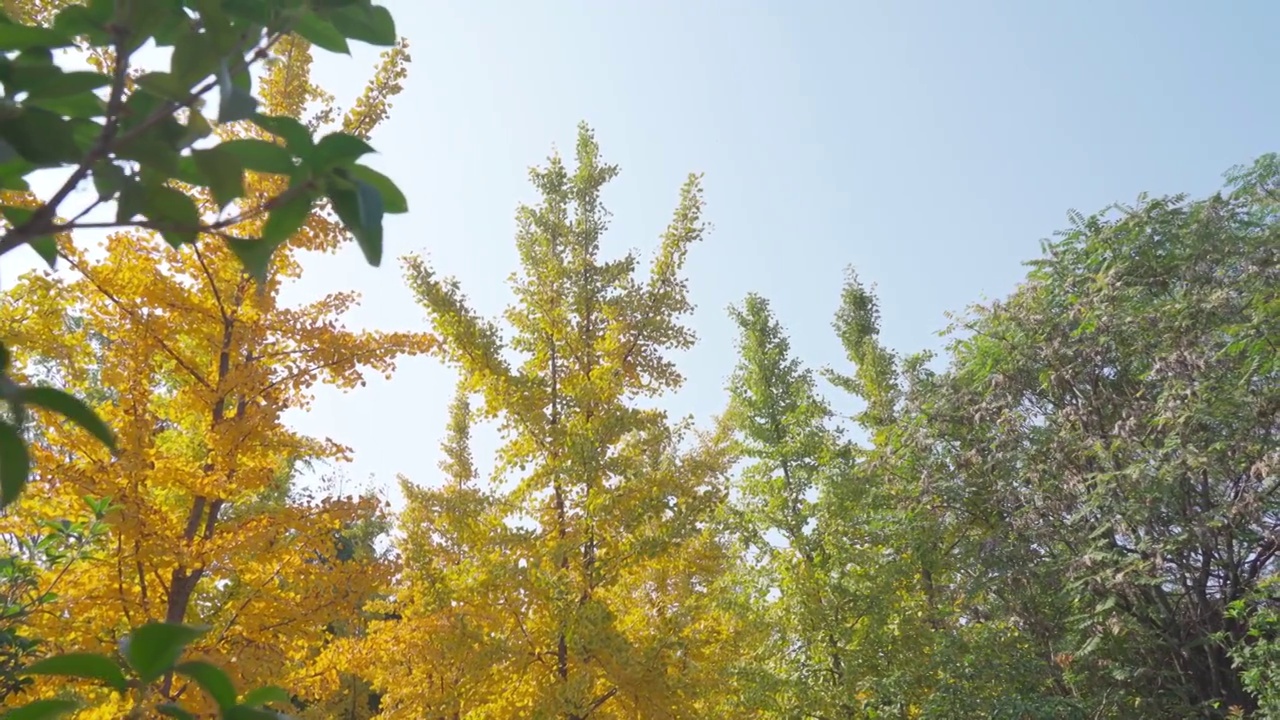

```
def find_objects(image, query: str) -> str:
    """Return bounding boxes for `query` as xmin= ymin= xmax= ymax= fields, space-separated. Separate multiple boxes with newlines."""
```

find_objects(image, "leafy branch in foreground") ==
xmin=12 ymin=622 xmax=293 ymax=719
xmin=0 ymin=0 xmax=407 ymax=508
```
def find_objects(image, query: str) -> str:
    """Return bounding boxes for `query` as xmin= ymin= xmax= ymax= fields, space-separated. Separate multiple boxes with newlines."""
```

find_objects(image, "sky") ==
xmin=5 ymin=1 xmax=1278 ymax=508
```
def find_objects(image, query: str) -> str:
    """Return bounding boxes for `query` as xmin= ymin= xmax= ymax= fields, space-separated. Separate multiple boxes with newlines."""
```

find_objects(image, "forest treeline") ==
xmin=0 ymin=2 xmax=1278 ymax=719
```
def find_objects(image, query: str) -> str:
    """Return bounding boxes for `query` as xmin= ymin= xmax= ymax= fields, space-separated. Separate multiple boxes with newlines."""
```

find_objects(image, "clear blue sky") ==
xmin=9 ymin=2 xmax=1277 ymax=506
xmin=293 ymin=0 xmax=1278 ymax=504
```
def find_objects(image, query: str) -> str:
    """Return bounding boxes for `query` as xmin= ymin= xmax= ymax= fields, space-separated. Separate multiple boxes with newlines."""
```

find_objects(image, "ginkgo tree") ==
xmin=0 ymin=1 xmax=420 ymax=718
xmin=0 ymin=0 xmax=410 ymax=508
xmin=339 ymin=124 xmax=754 ymax=719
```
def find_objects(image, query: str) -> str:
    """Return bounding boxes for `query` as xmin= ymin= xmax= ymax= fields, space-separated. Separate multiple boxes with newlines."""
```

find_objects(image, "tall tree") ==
xmin=897 ymin=155 xmax=1280 ymax=717
xmin=0 ymin=29 xmax=429 ymax=715
xmin=351 ymin=124 xmax=749 ymax=718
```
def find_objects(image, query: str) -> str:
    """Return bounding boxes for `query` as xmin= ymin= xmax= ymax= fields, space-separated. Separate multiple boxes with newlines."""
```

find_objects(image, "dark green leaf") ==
xmin=122 ymin=623 xmax=204 ymax=684
xmin=1 ymin=698 xmax=80 ymax=720
xmin=0 ymin=24 xmax=74 ymax=51
xmin=0 ymin=421 xmax=29 ymax=509
xmin=116 ymin=136 xmax=181 ymax=176
xmin=0 ymin=342 xmax=9 ymax=371
xmin=169 ymin=32 xmax=217 ymax=85
xmin=214 ymin=60 xmax=258 ymax=124
xmin=53 ymin=4 xmax=111 ymax=43
xmin=218 ymin=86 xmax=258 ymax=124
xmin=176 ymin=660 xmax=236 ymax=710
xmin=330 ymin=179 xmax=383 ymax=266
xmin=219 ymin=139 xmax=295 ymax=174
xmin=251 ymin=114 xmax=312 ymax=152
xmin=155 ymin=704 xmax=196 ymax=720
xmin=346 ymin=164 xmax=406 ymax=214
xmin=26 ymin=92 xmax=106 ymax=119
xmin=221 ymin=0 xmax=273 ymax=24
xmin=67 ymin=118 xmax=103 ymax=155
xmin=294 ymin=12 xmax=350 ymax=54
xmin=222 ymin=706 xmax=279 ymax=720
xmin=180 ymin=109 xmax=213 ymax=149
xmin=92 ymin=161 xmax=126 ymax=200
xmin=21 ymin=70 xmax=110 ymax=99
xmin=0 ymin=205 xmax=33 ymax=226
xmin=224 ymin=237 xmax=279 ymax=283
xmin=24 ymin=653 xmax=128 ymax=692
xmin=193 ymin=147 xmax=244 ymax=208
xmin=240 ymin=685 xmax=292 ymax=709
xmin=118 ymin=0 xmax=184 ymax=54
xmin=329 ymin=4 xmax=396 ymax=46
xmin=135 ymin=72 xmax=191 ymax=101
xmin=116 ymin=178 xmax=145 ymax=223
xmin=19 ymin=386 xmax=116 ymax=451
xmin=0 ymin=108 xmax=80 ymax=165
xmin=29 ymin=237 xmax=56 ymax=268
xmin=311 ymin=132 xmax=374 ymax=169
xmin=0 ymin=138 xmax=18 ymax=165
xmin=143 ymin=185 xmax=201 ymax=248
xmin=261 ymin=192 xmax=314 ymax=246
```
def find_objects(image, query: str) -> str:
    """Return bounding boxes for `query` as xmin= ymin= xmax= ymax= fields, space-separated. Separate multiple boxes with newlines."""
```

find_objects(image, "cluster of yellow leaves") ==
xmin=0 ymin=21 xmax=429 ymax=717
xmin=322 ymin=129 xmax=759 ymax=719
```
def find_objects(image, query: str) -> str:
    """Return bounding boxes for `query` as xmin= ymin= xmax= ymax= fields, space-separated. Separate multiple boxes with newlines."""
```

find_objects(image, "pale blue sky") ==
xmin=289 ymin=0 xmax=1275 ymax=504
xmin=7 ymin=2 xmax=1277 ymax=506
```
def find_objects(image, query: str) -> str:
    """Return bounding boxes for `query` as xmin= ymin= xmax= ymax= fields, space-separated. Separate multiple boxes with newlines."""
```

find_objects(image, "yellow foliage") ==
xmin=332 ymin=128 xmax=758 ymax=719
xmin=0 ymin=28 xmax=428 ymax=715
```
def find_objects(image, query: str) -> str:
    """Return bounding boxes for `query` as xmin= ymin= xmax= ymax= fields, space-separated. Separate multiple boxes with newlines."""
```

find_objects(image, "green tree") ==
xmin=904 ymin=154 xmax=1280 ymax=717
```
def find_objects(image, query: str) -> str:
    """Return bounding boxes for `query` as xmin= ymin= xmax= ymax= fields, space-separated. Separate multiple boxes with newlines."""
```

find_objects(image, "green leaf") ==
xmin=0 ymin=108 xmax=80 ymax=165
xmin=19 ymin=386 xmax=116 ymax=451
xmin=331 ymin=179 xmax=383 ymax=266
xmin=0 ymin=205 xmax=33 ymax=226
xmin=92 ymin=161 xmax=126 ymax=200
xmin=219 ymin=139 xmax=295 ymax=174
xmin=142 ymin=185 xmax=201 ymax=248
xmin=116 ymin=135 xmax=181 ymax=176
xmin=219 ymin=86 xmax=258 ymax=124
xmin=22 ymin=70 xmax=110 ymax=99
xmin=155 ymin=704 xmax=196 ymax=720
xmin=330 ymin=4 xmax=397 ymax=46
xmin=52 ymin=4 xmax=111 ymax=44
xmin=224 ymin=237 xmax=279 ymax=284
xmin=294 ymin=12 xmax=350 ymax=54
xmin=115 ymin=178 xmax=145 ymax=223
xmin=180 ymin=109 xmax=213 ymax=149
xmin=216 ymin=60 xmax=258 ymax=124
xmin=122 ymin=623 xmax=204 ymax=684
xmin=0 ymin=421 xmax=29 ymax=509
xmin=29 ymin=237 xmax=57 ymax=268
xmin=0 ymin=137 xmax=19 ymax=165
xmin=311 ymin=132 xmax=374 ymax=170
xmin=240 ymin=685 xmax=292 ymax=709
xmin=251 ymin=114 xmax=313 ymax=152
xmin=2 ymin=698 xmax=80 ymax=720
xmin=261 ymin=192 xmax=314 ymax=246
xmin=135 ymin=71 xmax=191 ymax=101
xmin=0 ymin=24 xmax=74 ymax=51
xmin=193 ymin=147 xmax=244 ymax=208
xmin=24 ymin=652 xmax=128 ymax=692
xmin=346 ymin=164 xmax=406 ymax=214
xmin=26 ymin=92 xmax=106 ymax=119
xmin=176 ymin=660 xmax=236 ymax=710
xmin=169 ymin=32 xmax=217 ymax=85
xmin=222 ymin=706 xmax=280 ymax=720
xmin=0 ymin=342 xmax=9 ymax=371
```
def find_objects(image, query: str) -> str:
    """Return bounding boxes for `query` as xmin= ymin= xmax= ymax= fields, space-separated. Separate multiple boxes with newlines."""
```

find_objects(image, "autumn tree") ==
xmin=345 ymin=124 xmax=750 ymax=719
xmin=0 ymin=12 xmax=429 ymax=716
